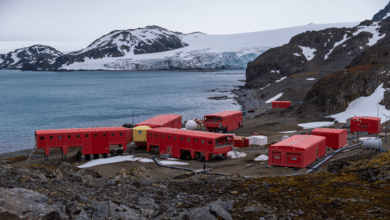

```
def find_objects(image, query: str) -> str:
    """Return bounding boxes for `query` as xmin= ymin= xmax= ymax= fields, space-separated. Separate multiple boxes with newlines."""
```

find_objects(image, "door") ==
xmin=272 ymin=151 xmax=282 ymax=164
xmin=286 ymin=153 xmax=301 ymax=165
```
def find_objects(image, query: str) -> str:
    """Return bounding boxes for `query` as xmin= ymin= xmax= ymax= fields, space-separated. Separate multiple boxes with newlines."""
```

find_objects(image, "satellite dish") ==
xmin=185 ymin=120 xmax=198 ymax=130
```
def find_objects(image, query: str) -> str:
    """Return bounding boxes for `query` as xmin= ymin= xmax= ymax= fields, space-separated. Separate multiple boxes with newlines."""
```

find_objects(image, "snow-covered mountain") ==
xmin=0 ymin=23 xmax=359 ymax=71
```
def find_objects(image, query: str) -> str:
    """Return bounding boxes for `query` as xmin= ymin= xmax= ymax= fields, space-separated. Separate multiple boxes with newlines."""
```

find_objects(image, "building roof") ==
xmin=270 ymin=135 xmax=325 ymax=150
xmin=136 ymin=114 xmax=182 ymax=127
xmin=311 ymin=128 xmax=347 ymax=134
xmin=35 ymin=127 xmax=129 ymax=135
xmin=352 ymin=116 xmax=381 ymax=121
xmin=204 ymin=111 xmax=242 ymax=117
xmin=272 ymin=101 xmax=291 ymax=103
xmin=149 ymin=127 xmax=234 ymax=139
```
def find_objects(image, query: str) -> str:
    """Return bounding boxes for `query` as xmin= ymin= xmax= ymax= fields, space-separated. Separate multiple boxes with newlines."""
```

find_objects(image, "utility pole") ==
xmin=382 ymin=113 xmax=389 ymax=143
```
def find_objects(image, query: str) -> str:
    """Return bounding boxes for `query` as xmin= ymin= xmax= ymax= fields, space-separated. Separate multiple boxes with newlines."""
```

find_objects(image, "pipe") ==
xmin=152 ymin=155 xmax=229 ymax=176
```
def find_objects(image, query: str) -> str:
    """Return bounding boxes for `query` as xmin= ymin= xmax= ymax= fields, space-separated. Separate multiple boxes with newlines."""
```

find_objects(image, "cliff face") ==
xmin=372 ymin=1 xmax=390 ymax=21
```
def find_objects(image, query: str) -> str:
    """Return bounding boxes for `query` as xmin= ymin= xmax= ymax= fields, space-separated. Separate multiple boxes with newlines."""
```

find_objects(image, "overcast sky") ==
xmin=0 ymin=0 xmax=388 ymax=42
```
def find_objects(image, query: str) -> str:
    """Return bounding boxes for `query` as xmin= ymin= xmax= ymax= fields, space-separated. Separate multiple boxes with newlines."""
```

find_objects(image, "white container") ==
xmin=248 ymin=135 xmax=267 ymax=146
xmin=363 ymin=138 xmax=382 ymax=151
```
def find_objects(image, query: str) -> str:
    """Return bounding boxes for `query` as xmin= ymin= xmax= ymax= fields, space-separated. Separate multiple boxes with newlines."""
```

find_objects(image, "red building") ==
xmin=35 ymin=127 xmax=132 ymax=160
xmin=233 ymin=136 xmax=249 ymax=148
xmin=268 ymin=135 xmax=326 ymax=168
xmin=350 ymin=116 xmax=381 ymax=134
xmin=203 ymin=111 xmax=243 ymax=133
xmin=136 ymin=114 xmax=182 ymax=128
xmin=146 ymin=127 xmax=235 ymax=161
xmin=311 ymin=128 xmax=348 ymax=149
xmin=272 ymin=101 xmax=291 ymax=109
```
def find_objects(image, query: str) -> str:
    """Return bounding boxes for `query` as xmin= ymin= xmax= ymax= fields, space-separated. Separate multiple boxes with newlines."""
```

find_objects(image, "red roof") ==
xmin=35 ymin=127 xmax=128 ymax=135
xmin=204 ymin=111 xmax=242 ymax=117
xmin=312 ymin=128 xmax=347 ymax=134
xmin=270 ymin=135 xmax=326 ymax=150
xmin=352 ymin=116 xmax=381 ymax=121
xmin=136 ymin=114 xmax=181 ymax=127
xmin=149 ymin=127 xmax=234 ymax=139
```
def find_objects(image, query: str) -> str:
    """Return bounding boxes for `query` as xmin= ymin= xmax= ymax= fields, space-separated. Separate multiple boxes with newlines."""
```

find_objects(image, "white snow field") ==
xmin=298 ymin=121 xmax=335 ymax=129
xmin=78 ymin=155 xmax=188 ymax=168
xmin=53 ymin=22 xmax=358 ymax=70
xmin=279 ymin=130 xmax=297 ymax=134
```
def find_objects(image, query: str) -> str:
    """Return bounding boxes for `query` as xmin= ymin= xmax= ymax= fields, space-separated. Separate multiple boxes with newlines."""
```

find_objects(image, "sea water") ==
xmin=0 ymin=70 xmax=245 ymax=154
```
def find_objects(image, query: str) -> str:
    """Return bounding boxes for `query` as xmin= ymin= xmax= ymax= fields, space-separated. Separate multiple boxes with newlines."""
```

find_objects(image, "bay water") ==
xmin=0 ymin=70 xmax=245 ymax=154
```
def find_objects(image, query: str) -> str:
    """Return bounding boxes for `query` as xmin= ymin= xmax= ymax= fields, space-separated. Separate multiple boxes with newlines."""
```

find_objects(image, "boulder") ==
xmin=0 ymin=187 xmax=60 ymax=219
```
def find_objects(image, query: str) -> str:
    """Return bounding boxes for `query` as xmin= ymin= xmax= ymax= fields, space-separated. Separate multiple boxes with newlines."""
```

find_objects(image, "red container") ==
xmin=146 ymin=127 xmax=235 ymax=161
xmin=268 ymin=135 xmax=326 ymax=168
xmin=311 ymin=128 xmax=348 ymax=149
xmin=35 ymin=127 xmax=132 ymax=156
xmin=136 ymin=114 xmax=182 ymax=129
xmin=272 ymin=101 xmax=291 ymax=109
xmin=204 ymin=111 xmax=243 ymax=133
xmin=350 ymin=116 xmax=381 ymax=134
xmin=233 ymin=136 xmax=249 ymax=148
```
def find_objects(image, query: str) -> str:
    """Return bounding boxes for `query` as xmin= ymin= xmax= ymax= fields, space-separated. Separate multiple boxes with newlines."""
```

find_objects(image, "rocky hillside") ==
xmin=373 ymin=1 xmax=390 ymax=21
xmin=244 ymin=17 xmax=390 ymax=119
xmin=1 ymin=151 xmax=390 ymax=219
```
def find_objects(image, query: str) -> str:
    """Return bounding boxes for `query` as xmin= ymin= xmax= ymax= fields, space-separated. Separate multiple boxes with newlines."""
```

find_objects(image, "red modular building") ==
xmin=136 ymin=114 xmax=182 ymax=129
xmin=203 ymin=111 xmax=243 ymax=133
xmin=268 ymin=135 xmax=326 ymax=168
xmin=233 ymin=136 xmax=250 ymax=148
xmin=146 ymin=127 xmax=235 ymax=161
xmin=311 ymin=128 xmax=348 ymax=149
xmin=35 ymin=127 xmax=132 ymax=160
xmin=350 ymin=116 xmax=381 ymax=134
xmin=272 ymin=101 xmax=291 ymax=109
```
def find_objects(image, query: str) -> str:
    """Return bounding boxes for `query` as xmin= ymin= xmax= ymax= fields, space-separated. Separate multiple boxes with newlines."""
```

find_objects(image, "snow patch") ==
xmin=265 ymin=93 xmax=283 ymax=103
xmin=325 ymin=34 xmax=349 ymax=60
xmin=279 ymin=130 xmax=297 ymax=134
xmin=354 ymin=21 xmax=385 ymax=46
xmin=254 ymin=154 xmax=269 ymax=161
xmin=275 ymin=76 xmax=287 ymax=82
xmin=270 ymin=70 xmax=280 ymax=74
xmin=77 ymin=155 xmax=188 ymax=168
xmin=260 ymin=83 xmax=271 ymax=90
xmin=306 ymin=78 xmax=315 ymax=80
xmin=293 ymin=53 xmax=300 ymax=57
xmin=299 ymin=46 xmax=316 ymax=61
xmin=297 ymin=121 xmax=335 ymax=129
xmin=227 ymin=151 xmax=247 ymax=158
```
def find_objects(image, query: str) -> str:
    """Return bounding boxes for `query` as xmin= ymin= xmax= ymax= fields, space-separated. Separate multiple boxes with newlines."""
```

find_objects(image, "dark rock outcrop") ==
xmin=372 ymin=1 xmax=390 ymax=21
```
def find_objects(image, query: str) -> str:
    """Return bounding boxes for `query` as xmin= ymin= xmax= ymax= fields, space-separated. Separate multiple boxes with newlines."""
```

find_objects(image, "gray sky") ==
xmin=0 ymin=0 xmax=388 ymax=42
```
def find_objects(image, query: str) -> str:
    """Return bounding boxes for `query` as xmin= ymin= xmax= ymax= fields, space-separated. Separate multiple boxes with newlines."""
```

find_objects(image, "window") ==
xmin=139 ymin=131 xmax=142 ymax=135
xmin=162 ymin=135 xmax=164 ymax=138
xmin=120 ymin=133 xmax=122 ymax=136
xmin=168 ymin=135 xmax=170 ymax=139
xmin=68 ymin=135 xmax=71 ymax=139
xmin=86 ymin=134 xmax=89 ymax=138
xmin=208 ymin=141 xmax=212 ymax=144
xmin=112 ymin=133 xmax=114 ymax=137
xmin=77 ymin=134 xmax=80 ymax=138
xmin=40 ymin=136 xmax=45 ymax=140
xmin=103 ymin=133 xmax=106 ymax=137
xmin=181 ymin=137 xmax=183 ymax=141
xmin=59 ymin=135 xmax=62 ymax=139
xmin=202 ymin=140 xmax=204 ymax=144
xmin=149 ymin=133 xmax=151 ymax=137
xmin=195 ymin=139 xmax=197 ymax=143
xmin=188 ymin=138 xmax=190 ymax=142
xmin=155 ymin=134 xmax=158 ymax=138
xmin=95 ymin=134 xmax=97 ymax=137
xmin=50 ymin=136 xmax=53 ymax=140
xmin=175 ymin=136 xmax=177 ymax=140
